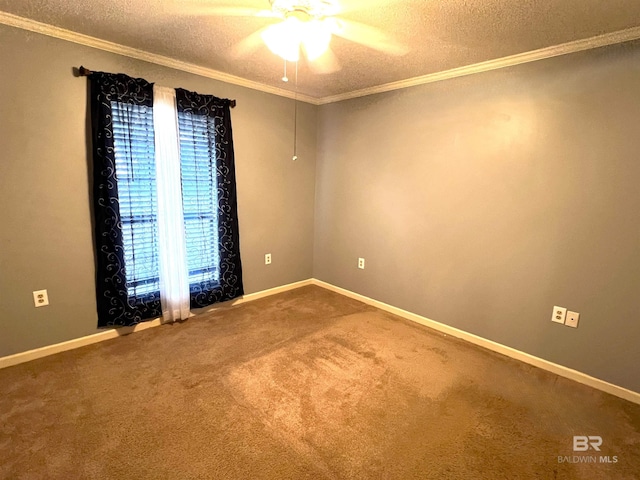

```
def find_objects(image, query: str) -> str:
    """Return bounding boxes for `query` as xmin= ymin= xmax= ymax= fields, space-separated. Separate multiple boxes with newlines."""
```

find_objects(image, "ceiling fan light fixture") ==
xmin=262 ymin=13 xmax=333 ymax=63
xmin=261 ymin=18 xmax=303 ymax=62
xmin=269 ymin=0 xmax=340 ymax=18
xmin=301 ymin=19 xmax=332 ymax=60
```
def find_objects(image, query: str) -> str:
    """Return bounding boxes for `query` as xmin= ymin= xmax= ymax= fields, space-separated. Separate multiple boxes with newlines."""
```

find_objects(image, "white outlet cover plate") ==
xmin=33 ymin=289 xmax=49 ymax=307
xmin=552 ymin=306 xmax=567 ymax=324
xmin=358 ymin=258 xmax=365 ymax=269
xmin=265 ymin=253 xmax=271 ymax=265
xmin=565 ymin=311 xmax=580 ymax=328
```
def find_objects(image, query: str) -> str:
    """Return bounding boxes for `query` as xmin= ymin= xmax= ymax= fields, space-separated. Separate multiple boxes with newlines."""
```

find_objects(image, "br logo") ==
xmin=573 ymin=436 xmax=602 ymax=452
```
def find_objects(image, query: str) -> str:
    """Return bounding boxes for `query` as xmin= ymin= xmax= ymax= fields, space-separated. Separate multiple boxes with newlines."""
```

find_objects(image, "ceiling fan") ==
xmin=175 ymin=0 xmax=408 ymax=73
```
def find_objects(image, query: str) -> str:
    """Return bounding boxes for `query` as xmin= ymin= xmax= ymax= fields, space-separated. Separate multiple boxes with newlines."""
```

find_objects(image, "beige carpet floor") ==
xmin=1 ymin=285 xmax=639 ymax=479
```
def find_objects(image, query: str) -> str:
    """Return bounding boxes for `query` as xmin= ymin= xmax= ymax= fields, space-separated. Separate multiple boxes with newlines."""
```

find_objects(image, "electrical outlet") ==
xmin=565 ymin=311 xmax=580 ymax=328
xmin=33 ymin=290 xmax=49 ymax=307
xmin=551 ymin=306 xmax=566 ymax=324
xmin=358 ymin=258 xmax=365 ymax=269
xmin=265 ymin=253 xmax=271 ymax=265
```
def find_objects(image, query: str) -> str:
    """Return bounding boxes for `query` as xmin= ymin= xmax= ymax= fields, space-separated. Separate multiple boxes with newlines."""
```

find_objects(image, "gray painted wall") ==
xmin=314 ymin=41 xmax=640 ymax=393
xmin=0 ymin=25 xmax=317 ymax=356
xmin=2 ymin=23 xmax=639 ymax=394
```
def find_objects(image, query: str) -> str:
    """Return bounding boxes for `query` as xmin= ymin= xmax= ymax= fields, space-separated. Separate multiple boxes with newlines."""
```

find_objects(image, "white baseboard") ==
xmin=0 ymin=279 xmax=313 ymax=370
xmin=227 ymin=279 xmax=313 ymax=305
xmin=311 ymin=279 xmax=640 ymax=405
xmin=3 ymin=277 xmax=638 ymax=405
xmin=0 ymin=318 xmax=164 ymax=370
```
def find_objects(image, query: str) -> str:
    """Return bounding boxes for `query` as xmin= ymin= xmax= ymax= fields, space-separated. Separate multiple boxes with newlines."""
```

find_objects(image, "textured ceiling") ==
xmin=2 ymin=0 xmax=640 ymax=100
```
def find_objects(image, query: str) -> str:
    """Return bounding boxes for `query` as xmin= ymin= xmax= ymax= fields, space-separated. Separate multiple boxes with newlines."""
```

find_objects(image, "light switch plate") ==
xmin=565 ymin=311 xmax=580 ymax=328
xmin=552 ymin=306 xmax=567 ymax=324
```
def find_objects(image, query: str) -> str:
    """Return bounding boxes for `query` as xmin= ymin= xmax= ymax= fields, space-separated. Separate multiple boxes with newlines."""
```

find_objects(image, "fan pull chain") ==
xmin=282 ymin=59 xmax=288 ymax=82
xmin=292 ymin=60 xmax=298 ymax=161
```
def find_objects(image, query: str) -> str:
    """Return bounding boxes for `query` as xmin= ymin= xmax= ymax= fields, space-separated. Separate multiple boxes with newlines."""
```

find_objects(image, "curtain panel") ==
xmin=153 ymin=85 xmax=191 ymax=322
xmin=175 ymin=88 xmax=244 ymax=308
xmin=90 ymin=72 xmax=162 ymax=326
xmin=89 ymin=72 xmax=243 ymax=327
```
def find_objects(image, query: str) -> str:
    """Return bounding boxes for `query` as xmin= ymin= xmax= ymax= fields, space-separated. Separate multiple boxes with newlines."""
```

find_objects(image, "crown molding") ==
xmin=2 ymin=10 xmax=640 ymax=106
xmin=0 ymin=11 xmax=320 ymax=105
xmin=316 ymin=26 xmax=640 ymax=105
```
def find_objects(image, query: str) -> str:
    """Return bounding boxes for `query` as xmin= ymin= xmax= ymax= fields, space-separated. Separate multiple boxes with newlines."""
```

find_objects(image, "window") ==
xmin=178 ymin=111 xmax=220 ymax=287
xmin=111 ymin=104 xmax=222 ymax=299
xmin=112 ymin=101 xmax=160 ymax=299
xmin=90 ymin=72 xmax=243 ymax=327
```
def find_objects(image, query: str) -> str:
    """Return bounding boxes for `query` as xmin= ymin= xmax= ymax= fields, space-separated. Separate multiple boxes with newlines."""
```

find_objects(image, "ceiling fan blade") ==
xmin=169 ymin=3 xmax=281 ymax=18
xmin=331 ymin=18 xmax=409 ymax=56
xmin=308 ymin=47 xmax=341 ymax=74
xmin=338 ymin=0 xmax=404 ymax=14
xmin=232 ymin=26 xmax=272 ymax=57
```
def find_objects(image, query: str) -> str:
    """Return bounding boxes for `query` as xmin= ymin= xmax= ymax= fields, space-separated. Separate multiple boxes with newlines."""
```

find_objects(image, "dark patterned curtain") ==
xmin=90 ymin=72 xmax=162 ymax=327
xmin=175 ymin=88 xmax=244 ymax=308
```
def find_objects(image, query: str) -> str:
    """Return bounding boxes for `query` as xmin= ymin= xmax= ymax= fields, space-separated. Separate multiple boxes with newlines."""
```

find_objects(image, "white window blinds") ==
xmin=178 ymin=111 xmax=220 ymax=286
xmin=110 ymin=88 xmax=225 ymax=322
xmin=111 ymin=101 xmax=160 ymax=299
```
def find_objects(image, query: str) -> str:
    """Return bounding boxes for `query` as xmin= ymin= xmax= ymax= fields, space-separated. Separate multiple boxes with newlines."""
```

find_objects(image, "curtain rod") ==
xmin=76 ymin=66 xmax=237 ymax=108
